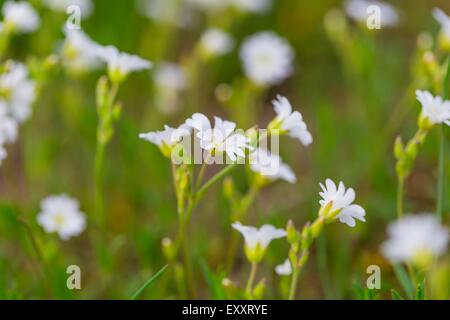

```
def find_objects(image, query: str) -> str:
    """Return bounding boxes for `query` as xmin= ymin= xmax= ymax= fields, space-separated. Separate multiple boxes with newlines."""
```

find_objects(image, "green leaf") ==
xmin=415 ymin=278 xmax=426 ymax=300
xmin=199 ymin=259 xmax=227 ymax=300
xmin=391 ymin=289 xmax=404 ymax=300
xmin=129 ymin=264 xmax=168 ymax=300
xmin=393 ymin=264 xmax=414 ymax=299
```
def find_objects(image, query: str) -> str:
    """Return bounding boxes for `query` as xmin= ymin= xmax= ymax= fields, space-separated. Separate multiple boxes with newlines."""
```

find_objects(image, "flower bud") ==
xmin=286 ymin=220 xmax=299 ymax=245
xmin=162 ymin=237 xmax=176 ymax=261
xmin=394 ymin=136 xmax=404 ymax=159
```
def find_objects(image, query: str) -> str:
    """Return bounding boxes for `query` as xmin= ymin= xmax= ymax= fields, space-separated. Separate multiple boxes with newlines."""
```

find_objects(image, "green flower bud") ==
xmin=394 ymin=136 xmax=404 ymax=159
xmin=162 ymin=237 xmax=176 ymax=262
xmin=252 ymin=278 xmax=266 ymax=300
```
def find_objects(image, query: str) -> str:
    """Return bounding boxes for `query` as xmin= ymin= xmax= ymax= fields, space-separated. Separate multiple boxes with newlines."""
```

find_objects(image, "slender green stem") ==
xmin=288 ymin=267 xmax=300 ymax=300
xmin=94 ymin=141 xmax=106 ymax=227
xmin=197 ymin=164 xmax=236 ymax=200
xmin=437 ymin=124 xmax=445 ymax=223
xmin=397 ymin=177 xmax=404 ymax=219
xmin=245 ymin=263 xmax=258 ymax=297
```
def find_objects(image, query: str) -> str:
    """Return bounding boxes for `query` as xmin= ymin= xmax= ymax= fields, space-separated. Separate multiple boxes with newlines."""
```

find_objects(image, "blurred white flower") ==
xmin=37 ymin=194 xmax=86 ymax=240
xmin=187 ymin=0 xmax=227 ymax=12
xmin=1 ymin=1 xmax=40 ymax=34
xmin=434 ymin=8 xmax=450 ymax=41
xmin=319 ymin=179 xmax=366 ymax=227
xmin=95 ymin=45 xmax=152 ymax=83
xmin=249 ymin=148 xmax=296 ymax=183
xmin=229 ymin=0 xmax=271 ymax=14
xmin=416 ymin=90 xmax=450 ymax=126
xmin=240 ymin=31 xmax=294 ymax=86
xmin=199 ymin=28 xmax=234 ymax=57
xmin=154 ymin=62 xmax=186 ymax=91
xmin=381 ymin=214 xmax=449 ymax=266
xmin=344 ymin=0 xmax=399 ymax=27
xmin=43 ymin=0 xmax=93 ymax=18
xmin=137 ymin=0 xmax=190 ymax=26
xmin=185 ymin=113 xmax=251 ymax=161
xmin=0 ymin=62 xmax=36 ymax=123
xmin=0 ymin=108 xmax=17 ymax=144
xmin=0 ymin=108 xmax=17 ymax=166
xmin=269 ymin=95 xmax=312 ymax=146
xmin=275 ymin=259 xmax=292 ymax=276
xmin=232 ymin=222 xmax=286 ymax=262
xmin=62 ymin=28 xmax=102 ymax=71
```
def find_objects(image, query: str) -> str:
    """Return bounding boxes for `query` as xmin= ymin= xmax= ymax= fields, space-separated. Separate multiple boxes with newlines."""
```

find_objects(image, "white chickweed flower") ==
xmin=416 ymin=90 xmax=450 ymax=126
xmin=185 ymin=113 xmax=251 ymax=161
xmin=275 ymin=259 xmax=292 ymax=276
xmin=62 ymin=28 xmax=102 ymax=71
xmin=240 ymin=31 xmax=294 ymax=86
xmin=96 ymin=45 xmax=152 ymax=83
xmin=229 ymin=0 xmax=271 ymax=14
xmin=269 ymin=95 xmax=312 ymax=146
xmin=344 ymin=0 xmax=399 ymax=27
xmin=0 ymin=109 xmax=17 ymax=166
xmin=319 ymin=179 xmax=366 ymax=227
xmin=139 ymin=124 xmax=191 ymax=158
xmin=0 ymin=62 xmax=36 ymax=123
xmin=37 ymin=194 xmax=86 ymax=240
xmin=381 ymin=214 xmax=449 ymax=267
xmin=1 ymin=1 xmax=40 ymax=34
xmin=43 ymin=0 xmax=94 ymax=18
xmin=249 ymin=148 xmax=296 ymax=184
xmin=199 ymin=28 xmax=234 ymax=58
xmin=232 ymin=222 xmax=287 ymax=263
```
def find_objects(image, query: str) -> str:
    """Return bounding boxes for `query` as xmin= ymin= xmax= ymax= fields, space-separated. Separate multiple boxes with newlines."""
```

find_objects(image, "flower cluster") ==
xmin=0 ymin=62 xmax=36 ymax=165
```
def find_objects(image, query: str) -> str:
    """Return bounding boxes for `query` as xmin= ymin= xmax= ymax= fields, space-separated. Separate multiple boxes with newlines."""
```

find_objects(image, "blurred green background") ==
xmin=0 ymin=0 xmax=449 ymax=299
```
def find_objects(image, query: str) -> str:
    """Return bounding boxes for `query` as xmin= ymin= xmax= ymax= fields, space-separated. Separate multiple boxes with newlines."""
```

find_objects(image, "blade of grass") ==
xmin=415 ymin=277 xmax=426 ymax=300
xmin=393 ymin=264 xmax=414 ymax=300
xmin=199 ymin=259 xmax=227 ymax=300
xmin=391 ymin=289 xmax=404 ymax=300
xmin=130 ymin=264 xmax=168 ymax=300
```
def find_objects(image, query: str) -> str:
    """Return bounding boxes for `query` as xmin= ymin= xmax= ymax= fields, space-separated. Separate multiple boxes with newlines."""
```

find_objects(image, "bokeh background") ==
xmin=0 ymin=0 xmax=449 ymax=299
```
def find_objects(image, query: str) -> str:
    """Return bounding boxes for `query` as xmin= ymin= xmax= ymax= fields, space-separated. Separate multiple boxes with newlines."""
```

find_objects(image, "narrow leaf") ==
xmin=130 ymin=264 xmax=168 ymax=300
xmin=391 ymin=289 xmax=404 ymax=300
xmin=393 ymin=264 xmax=414 ymax=299
xmin=415 ymin=278 xmax=426 ymax=300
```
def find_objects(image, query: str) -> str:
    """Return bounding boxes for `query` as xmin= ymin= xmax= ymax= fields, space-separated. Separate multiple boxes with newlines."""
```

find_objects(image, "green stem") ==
xmin=245 ymin=263 xmax=258 ymax=297
xmin=94 ymin=141 xmax=106 ymax=227
xmin=288 ymin=267 xmax=300 ymax=300
xmin=437 ymin=124 xmax=445 ymax=223
xmin=196 ymin=164 xmax=236 ymax=201
xmin=397 ymin=177 xmax=404 ymax=219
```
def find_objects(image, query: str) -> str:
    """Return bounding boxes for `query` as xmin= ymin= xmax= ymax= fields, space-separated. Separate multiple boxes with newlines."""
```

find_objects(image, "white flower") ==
xmin=416 ymin=90 xmax=450 ymax=126
xmin=0 ymin=62 xmax=36 ymax=123
xmin=1 ymin=1 xmax=40 ymax=34
xmin=232 ymin=222 xmax=286 ymax=262
xmin=319 ymin=179 xmax=366 ymax=227
xmin=137 ymin=0 xmax=190 ymax=26
xmin=154 ymin=62 xmax=186 ymax=91
xmin=0 ymin=108 xmax=17 ymax=166
xmin=37 ymin=194 xmax=86 ymax=240
xmin=43 ymin=0 xmax=93 ymax=18
xmin=381 ymin=214 xmax=449 ymax=265
xmin=0 ymin=108 xmax=17 ymax=144
xmin=344 ymin=0 xmax=399 ymax=27
xmin=434 ymin=8 xmax=450 ymax=41
xmin=187 ymin=0 xmax=227 ymax=12
xmin=275 ymin=259 xmax=292 ymax=276
xmin=62 ymin=28 xmax=102 ymax=71
xmin=240 ymin=31 xmax=294 ymax=86
xmin=270 ymin=95 xmax=313 ymax=146
xmin=229 ymin=0 xmax=271 ymax=14
xmin=199 ymin=28 xmax=234 ymax=57
xmin=249 ymin=148 xmax=296 ymax=183
xmin=185 ymin=113 xmax=251 ymax=161
xmin=139 ymin=125 xmax=190 ymax=149
xmin=95 ymin=45 xmax=152 ymax=82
